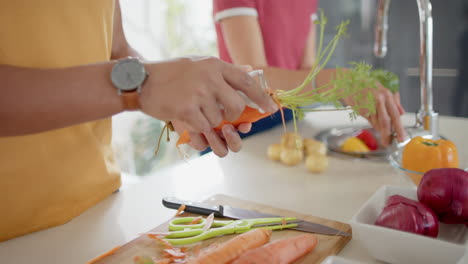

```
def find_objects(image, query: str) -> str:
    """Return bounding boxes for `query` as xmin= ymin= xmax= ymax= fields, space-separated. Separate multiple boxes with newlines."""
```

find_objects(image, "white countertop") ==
xmin=1 ymin=110 xmax=467 ymax=264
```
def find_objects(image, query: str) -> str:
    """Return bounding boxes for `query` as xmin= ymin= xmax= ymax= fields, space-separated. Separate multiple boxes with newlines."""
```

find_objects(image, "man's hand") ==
xmin=140 ymin=56 xmax=277 ymax=135
xmin=171 ymin=120 xmax=252 ymax=157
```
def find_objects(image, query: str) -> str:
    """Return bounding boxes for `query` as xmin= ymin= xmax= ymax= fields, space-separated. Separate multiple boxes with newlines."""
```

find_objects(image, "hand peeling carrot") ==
xmin=154 ymin=11 xmax=398 ymax=158
xmin=185 ymin=228 xmax=272 ymax=264
xmin=232 ymin=234 xmax=318 ymax=264
xmin=176 ymin=106 xmax=273 ymax=146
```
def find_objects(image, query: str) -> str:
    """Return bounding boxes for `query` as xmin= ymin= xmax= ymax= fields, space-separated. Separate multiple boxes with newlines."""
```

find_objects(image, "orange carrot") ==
xmin=220 ymin=106 xmax=272 ymax=127
xmin=86 ymin=246 xmax=121 ymax=264
xmin=176 ymin=106 xmax=273 ymax=146
xmin=231 ymin=234 xmax=318 ymax=264
xmin=185 ymin=228 xmax=272 ymax=264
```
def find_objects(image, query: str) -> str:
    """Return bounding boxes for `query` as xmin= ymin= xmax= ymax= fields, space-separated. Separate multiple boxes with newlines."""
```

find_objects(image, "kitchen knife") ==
xmin=162 ymin=197 xmax=351 ymax=237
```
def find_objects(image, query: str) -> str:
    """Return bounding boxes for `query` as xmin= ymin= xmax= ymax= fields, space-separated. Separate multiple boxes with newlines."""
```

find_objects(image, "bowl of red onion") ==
xmin=350 ymin=182 xmax=467 ymax=264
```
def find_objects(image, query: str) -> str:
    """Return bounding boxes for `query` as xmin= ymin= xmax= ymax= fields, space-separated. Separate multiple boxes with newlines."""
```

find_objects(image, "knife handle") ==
xmin=162 ymin=197 xmax=225 ymax=217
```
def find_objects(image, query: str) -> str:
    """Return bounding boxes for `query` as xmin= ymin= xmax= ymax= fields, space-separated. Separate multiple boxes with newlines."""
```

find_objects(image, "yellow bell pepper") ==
xmin=402 ymin=136 xmax=459 ymax=176
xmin=341 ymin=137 xmax=370 ymax=153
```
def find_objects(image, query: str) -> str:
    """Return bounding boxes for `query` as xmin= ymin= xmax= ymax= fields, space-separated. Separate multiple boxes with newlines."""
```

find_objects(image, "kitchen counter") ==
xmin=0 ymin=110 xmax=467 ymax=264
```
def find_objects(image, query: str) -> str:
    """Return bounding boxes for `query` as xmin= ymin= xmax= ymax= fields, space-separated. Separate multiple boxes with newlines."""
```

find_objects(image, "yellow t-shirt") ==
xmin=0 ymin=0 xmax=121 ymax=241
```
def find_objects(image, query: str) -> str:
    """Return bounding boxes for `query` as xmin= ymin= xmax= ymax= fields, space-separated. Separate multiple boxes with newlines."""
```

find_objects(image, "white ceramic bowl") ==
xmin=350 ymin=185 xmax=468 ymax=264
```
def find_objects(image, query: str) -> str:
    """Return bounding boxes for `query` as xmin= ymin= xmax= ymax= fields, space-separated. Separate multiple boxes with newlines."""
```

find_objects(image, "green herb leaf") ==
xmin=370 ymin=69 xmax=400 ymax=93
xmin=272 ymin=11 xmax=398 ymax=132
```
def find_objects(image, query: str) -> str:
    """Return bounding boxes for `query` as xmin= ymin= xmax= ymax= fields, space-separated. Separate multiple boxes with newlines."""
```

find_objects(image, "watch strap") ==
xmin=121 ymin=91 xmax=141 ymax=111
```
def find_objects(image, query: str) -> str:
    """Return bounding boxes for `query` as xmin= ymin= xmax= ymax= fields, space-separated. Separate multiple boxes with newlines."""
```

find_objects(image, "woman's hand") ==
xmin=343 ymin=82 xmax=406 ymax=146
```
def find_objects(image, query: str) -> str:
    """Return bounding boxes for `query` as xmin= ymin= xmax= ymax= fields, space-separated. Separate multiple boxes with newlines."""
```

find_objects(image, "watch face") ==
xmin=111 ymin=58 xmax=147 ymax=91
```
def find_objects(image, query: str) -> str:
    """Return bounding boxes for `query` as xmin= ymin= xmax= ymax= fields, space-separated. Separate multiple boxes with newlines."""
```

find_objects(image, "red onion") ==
xmin=417 ymin=168 xmax=468 ymax=225
xmin=375 ymin=195 xmax=439 ymax=237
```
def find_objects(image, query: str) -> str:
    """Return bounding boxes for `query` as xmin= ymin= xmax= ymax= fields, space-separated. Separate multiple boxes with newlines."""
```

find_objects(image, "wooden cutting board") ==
xmin=91 ymin=194 xmax=352 ymax=264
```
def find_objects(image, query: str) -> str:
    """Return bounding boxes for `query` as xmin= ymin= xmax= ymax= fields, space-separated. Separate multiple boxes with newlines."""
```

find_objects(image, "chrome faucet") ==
xmin=374 ymin=0 xmax=439 ymax=139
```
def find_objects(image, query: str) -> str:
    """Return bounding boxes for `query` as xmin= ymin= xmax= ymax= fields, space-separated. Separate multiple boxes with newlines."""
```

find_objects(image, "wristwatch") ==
xmin=111 ymin=57 xmax=149 ymax=110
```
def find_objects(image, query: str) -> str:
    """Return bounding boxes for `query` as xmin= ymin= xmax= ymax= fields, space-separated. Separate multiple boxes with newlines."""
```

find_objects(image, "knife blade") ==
xmin=162 ymin=197 xmax=351 ymax=237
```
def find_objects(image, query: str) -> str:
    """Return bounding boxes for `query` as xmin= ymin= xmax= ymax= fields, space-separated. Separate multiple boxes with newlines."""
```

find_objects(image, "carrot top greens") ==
xmin=272 ymin=10 xmax=399 ymax=130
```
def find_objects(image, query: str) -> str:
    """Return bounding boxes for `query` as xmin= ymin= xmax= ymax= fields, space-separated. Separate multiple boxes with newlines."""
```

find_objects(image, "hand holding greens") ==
xmin=272 ymin=10 xmax=400 ymax=130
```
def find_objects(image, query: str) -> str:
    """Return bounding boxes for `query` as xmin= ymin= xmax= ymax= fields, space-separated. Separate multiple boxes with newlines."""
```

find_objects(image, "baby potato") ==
xmin=303 ymin=138 xmax=327 ymax=156
xmin=267 ymin=143 xmax=282 ymax=161
xmin=280 ymin=148 xmax=304 ymax=166
xmin=281 ymin=132 xmax=303 ymax=150
xmin=305 ymin=154 xmax=328 ymax=173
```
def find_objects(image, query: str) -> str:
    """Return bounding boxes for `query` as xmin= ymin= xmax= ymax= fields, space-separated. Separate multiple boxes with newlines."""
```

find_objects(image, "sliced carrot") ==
xmin=185 ymin=228 xmax=272 ymax=264
xmin=232 ymin=234 xmax=318 ymax=264
xmin=86 ymin=245 xmax=121 ymax=264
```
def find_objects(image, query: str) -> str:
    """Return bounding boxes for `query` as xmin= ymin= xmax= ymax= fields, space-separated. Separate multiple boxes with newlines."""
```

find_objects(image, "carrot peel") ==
xmin=174 ymin=204 xmax=186 ymax=216
xmin=189 ymin=216 xmax=203 ymax=225
xmin=86 ymin=245 xmax=121 ymax=264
